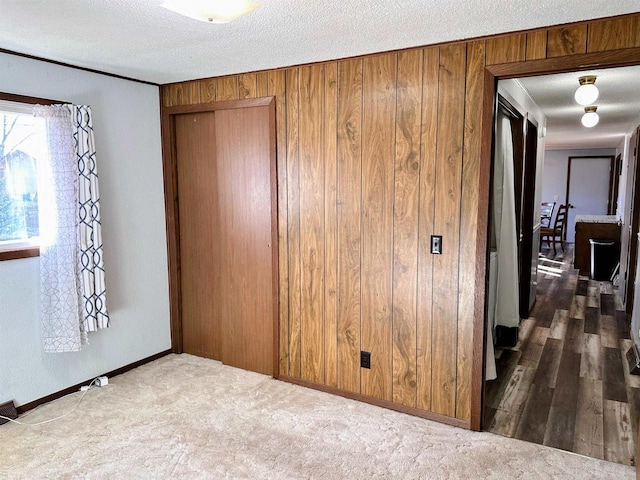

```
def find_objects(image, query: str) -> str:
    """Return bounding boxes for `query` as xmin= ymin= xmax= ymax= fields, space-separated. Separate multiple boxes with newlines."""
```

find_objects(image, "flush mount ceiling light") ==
xmin=581 ymin=106 xmax=599 ymax=128
xmin=161 ymin=0 xmax=260 ymax=23
xmin=574 ymin=75 xmax=599 ymax=106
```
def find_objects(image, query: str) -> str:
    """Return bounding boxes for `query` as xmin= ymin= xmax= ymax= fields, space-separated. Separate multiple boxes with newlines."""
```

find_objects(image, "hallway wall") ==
xmin=542 ymin=148 xmax=617 ymax=209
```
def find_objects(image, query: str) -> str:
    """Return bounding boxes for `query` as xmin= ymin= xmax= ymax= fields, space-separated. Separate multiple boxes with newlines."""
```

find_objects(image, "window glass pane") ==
xmin=0 ymin=109 xmax=46 ymax=245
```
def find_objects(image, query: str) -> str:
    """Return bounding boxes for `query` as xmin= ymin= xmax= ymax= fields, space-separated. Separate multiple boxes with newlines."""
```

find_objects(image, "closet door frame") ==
xmin=161 ymin=97 xmax=280 ymax=378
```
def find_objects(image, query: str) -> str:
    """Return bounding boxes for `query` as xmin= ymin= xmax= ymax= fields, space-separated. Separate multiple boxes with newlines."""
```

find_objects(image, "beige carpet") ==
xmin=0 ymin=354 xmax=634 ymax=479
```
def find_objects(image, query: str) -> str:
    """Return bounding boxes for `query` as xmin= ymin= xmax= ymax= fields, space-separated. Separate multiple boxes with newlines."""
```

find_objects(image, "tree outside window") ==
xmin=0 ymin=107 xmax=46 ymax=245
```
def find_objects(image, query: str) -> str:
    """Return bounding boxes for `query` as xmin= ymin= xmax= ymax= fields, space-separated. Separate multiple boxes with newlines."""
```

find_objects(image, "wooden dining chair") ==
xmin=540 ymin=201 xmax=555 ymax=228
xmin=540 ymin=204 xmax=567 ymax=254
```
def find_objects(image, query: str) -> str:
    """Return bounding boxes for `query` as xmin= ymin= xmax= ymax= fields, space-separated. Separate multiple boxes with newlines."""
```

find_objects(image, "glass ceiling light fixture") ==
xmin=161 ymin=0 xmax=260 ymax=24
xmin=581 ymin=106 xmax=599 ymax=128
xmin=574 ymin=75 xmax=599 ymax=106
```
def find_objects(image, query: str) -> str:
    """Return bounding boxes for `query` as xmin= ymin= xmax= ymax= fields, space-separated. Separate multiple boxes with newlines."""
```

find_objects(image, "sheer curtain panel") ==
xmin=35 ymin=104 xmax=109 ymax=353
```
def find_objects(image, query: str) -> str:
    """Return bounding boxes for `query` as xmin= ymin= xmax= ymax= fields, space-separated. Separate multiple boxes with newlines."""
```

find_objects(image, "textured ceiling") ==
xmin=518 ymin=66 xmax=640 ymax=149
xmin=0 ymin=1 xmax=639 ymax=84
xmin=3 ymin=1 xmax=639 ymax=149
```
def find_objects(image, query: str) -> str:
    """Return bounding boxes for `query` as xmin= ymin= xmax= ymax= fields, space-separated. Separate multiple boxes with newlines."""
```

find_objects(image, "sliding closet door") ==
xmin=215 ymin=106 xmax=274 ymax=375
xmin=175 ymin=111 xmax=222 ymax=360
xmin=174 ymin=105 xmax=275 ymax=376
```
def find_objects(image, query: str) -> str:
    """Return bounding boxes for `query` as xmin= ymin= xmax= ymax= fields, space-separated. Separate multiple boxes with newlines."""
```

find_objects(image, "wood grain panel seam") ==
xmin=326 ymin=63 xmax=339 ymax=386
xmin=286 ymin=69 xmax=303 ymax=377
xmin=322 ymin=64 xmax=327 ymax=385
xmin=296 ymin=71 xmax=303 ymax=378
xmin=543 ymin=30 xmax=550 ymax=58
xmin=413 ymin=50 xmax=426 ymax=409
xmin=391 ymin=52 xmax=399 ymax=404
xmin=269 ymin=70 xmax=290 ymax=377
xmin=335 ymin=64 xmax=342 ymax=390
xmin=483 ymin=39 xmax=488 ymax=65
xmin=284 ymin=72 xmax=291 ymax=375
xmin=454 ymin=44 xmax=470 ymax=415
xmin=359 ymin=59 xmax=365 ymax=395
xmin=335 ymin=73 xmax=339 ymax=385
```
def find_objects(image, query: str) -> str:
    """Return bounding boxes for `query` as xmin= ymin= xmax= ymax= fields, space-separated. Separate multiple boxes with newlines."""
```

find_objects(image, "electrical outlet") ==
xmin=360 ymin=351 xmax=371 ymax=369
xmin=95 ymin=376 xmax=109 ymax=387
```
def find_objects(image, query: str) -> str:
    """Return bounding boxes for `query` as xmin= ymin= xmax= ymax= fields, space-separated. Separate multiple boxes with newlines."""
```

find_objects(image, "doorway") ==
xmin=481 ymin=63 xmax=640 ymax=466
xmin=163 ymin=98 xmax=279 ymax=377
xmin=565 ymin=155 xmax=615 ymax=243
xmin=489 ymin=94 xmax=539 ymax=351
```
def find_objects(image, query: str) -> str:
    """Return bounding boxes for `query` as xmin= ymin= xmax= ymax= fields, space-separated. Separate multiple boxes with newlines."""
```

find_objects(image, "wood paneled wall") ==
xmin=161 ymin=14 xmax=640 ymax=427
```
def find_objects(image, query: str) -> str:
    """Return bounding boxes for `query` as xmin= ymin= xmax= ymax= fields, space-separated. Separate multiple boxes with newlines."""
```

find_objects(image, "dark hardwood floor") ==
xmin=485 ymin=244 xmax=639 ymax=466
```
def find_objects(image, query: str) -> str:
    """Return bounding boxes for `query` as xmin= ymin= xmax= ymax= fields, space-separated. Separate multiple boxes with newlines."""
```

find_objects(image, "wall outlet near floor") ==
xmin=95 ymin=376 xmax=109 ymax=387
xmin=360 ymin=351 xmax=371 ymax=369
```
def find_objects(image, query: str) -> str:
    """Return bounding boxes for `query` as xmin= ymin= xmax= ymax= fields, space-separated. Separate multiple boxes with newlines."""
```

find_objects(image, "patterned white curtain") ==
xmin=71 ymin=106 xmax=109 ymax=334
xmin=35 ymin=104 xmax=109 ymax=353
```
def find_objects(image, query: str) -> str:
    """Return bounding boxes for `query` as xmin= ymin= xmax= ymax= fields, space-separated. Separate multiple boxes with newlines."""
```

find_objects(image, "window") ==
xmin=0 ymin=98 xmax=48 ymax=260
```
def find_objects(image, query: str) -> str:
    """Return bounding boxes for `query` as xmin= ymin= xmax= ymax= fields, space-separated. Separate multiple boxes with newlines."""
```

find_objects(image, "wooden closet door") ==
xmin=215 ymin=106 xmax=274 ymax=375
xmin=175 ymin=111 xmax=222 ymax=360
xmin=174 ymin=105 xmax=275 ymax=376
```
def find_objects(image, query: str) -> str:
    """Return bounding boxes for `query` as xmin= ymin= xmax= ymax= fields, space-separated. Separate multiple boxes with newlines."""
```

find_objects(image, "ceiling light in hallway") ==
xmin=581 ymin=105 xmax=599 ymax=128
xmin=574 ymin=75 xmax=599 ymax=105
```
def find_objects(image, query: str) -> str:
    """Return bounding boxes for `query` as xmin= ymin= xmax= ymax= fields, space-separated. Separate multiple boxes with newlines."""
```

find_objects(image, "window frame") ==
xmin=0 ymin=92 xmax=65 ymax=261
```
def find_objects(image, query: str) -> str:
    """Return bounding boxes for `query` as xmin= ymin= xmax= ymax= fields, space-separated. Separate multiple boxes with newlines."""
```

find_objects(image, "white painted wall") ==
xmin=541 ymin=148 xmax=617 ymax=206
xmin=542 ymin=149 xmax=616 ymax=243
xmin=617 ymin=135 xmax=631 ymax=221
xmin=0 ymin=53 xmax=170 ymax=407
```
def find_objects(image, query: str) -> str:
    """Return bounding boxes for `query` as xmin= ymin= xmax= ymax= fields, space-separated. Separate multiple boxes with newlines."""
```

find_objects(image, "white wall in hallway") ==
xmin=542 ymin=148 xmax=617 ymax=242
xmin=542 ymin=149 xmax=617 ymax=206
